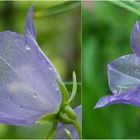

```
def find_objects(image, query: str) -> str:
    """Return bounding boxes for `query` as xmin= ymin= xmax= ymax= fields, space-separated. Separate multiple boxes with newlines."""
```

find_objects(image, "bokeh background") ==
xmin=82 ymin=1 xmax=140 ymax=139
xmin=0 ymin=1 xmax=81 ymax=139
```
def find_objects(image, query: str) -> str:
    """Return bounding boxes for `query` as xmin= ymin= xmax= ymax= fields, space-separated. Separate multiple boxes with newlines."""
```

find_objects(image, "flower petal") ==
xmin=25 ymin=5 xmax=36 ymax=39
xmin=108 ymin=54 xmax=140 ymax=94
xmin=0 ymin=6 xmax=61 ymax=125
xmin=94 ymin=86 xmax=140 ymax=109
xmin=130 ymin=21 xmax=140 ymax=56
xmin=56 ymin=105 xmax=81 ymax=139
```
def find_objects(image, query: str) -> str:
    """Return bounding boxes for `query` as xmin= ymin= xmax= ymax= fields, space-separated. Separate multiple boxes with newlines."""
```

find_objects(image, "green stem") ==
xmin=109 ymin=1 xmax=140 ymax=16
xmin=45 ymin=120 xmax=58 ymax=139
xmin=73 ymin=120 xmax=82 ymax=139
xmin=68 ymin=71 xmax=77 ymax=103
xmin=64 ymin=129 xmax=72 ymax=139
xmin=64 ymin=81 xmax=81 ymax=86
xmin=34 ymin=1 xmax=80 ymax=18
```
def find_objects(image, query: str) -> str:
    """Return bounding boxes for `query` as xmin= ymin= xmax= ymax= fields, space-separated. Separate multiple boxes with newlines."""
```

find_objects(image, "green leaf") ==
xmin=57 ymin=79 xmax=69 ymax=105
xmin=110 ymin=0 xmax=140 ymax=16
xmin=36 ymin=113 xmax=56 ymax=124
xmin=34 ymin=1 xmax=80 ymax=18
xmin=68 ymin=71 xmax=77 ymax=103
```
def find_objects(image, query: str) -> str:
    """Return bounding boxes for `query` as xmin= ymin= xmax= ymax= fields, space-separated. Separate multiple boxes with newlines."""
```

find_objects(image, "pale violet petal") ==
xmin=0 ymin=5 xmax=61 ymax=125
xmin=25 ymin=5 xmax=36 ymax=39
xmin=94 ymin=86 xmax=140 ymax=109
xmin=130 ymin=21 xmax=140 ymax=56
xmin=108 ymin=54 xmax=140 ymax=94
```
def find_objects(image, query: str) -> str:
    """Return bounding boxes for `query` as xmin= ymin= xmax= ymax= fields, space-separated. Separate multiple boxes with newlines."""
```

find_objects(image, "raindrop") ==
xmin=113 ymin=90 xmax=118 ymax=94
xmin=135 ymin=69 xmax=139 ymax=75
xmin=55 ymin=87 xmax=59 ymax=91
xmin=49 ymin=67 xmax=53 ymax=70
xmin=33 ymin=93 xmax=37 ymax=99
xmin=25 ymin=44 xmax=31 ymax=51
xmin=20 ymin=105 xmax=23 ymax=110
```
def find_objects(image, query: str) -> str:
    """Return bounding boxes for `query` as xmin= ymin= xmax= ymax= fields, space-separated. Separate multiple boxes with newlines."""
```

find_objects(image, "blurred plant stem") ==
xmin=110 ymin=0 xmax=140 ymax=16
xmin=64 ymin=82 xmax=81 ymax=86
xmin=33 ymin=1 xmax=80 ymax=18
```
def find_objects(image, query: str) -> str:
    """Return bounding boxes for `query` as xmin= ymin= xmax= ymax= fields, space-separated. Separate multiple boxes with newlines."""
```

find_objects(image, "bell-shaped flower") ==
xmin=95 ymin=21 xmax=140 ymax=109
xmin=0 ymin=5 xmax=62 ymax=125
xmin=56 ymin=105 xmax=81 ymax=139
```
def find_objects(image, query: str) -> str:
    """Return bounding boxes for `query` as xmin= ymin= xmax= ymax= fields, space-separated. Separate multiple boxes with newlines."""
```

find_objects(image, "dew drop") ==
xmin=31 ymin=93 xmax=37 ymax=102
xmin=113 ymin=90 xmax=118 ymax=94
xmin=135 ymin=69 xmax=139 ymax=75
xmin=33 ymin=93 xmax=37 ymax=99
xmin=25 ymin=44 xmax=31 ymax=51
xmin=20 ymin=105 xmax=24 ymax=110
xmin=55 ymin=87 xmax=59 ymax=91
xmin=49 ymin=67 xmax=53 ymax=70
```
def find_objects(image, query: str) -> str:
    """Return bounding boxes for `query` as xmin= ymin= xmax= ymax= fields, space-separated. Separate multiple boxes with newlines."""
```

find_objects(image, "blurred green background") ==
xmin=83 ymin=1 xmax=140 ymax=139
xmin=0 ymin=1 xmax=81 ymax=139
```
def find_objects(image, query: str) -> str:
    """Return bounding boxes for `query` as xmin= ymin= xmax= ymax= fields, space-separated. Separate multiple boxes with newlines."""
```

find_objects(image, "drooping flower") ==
xmin=0 ymin=5 xmax=62 ymax=125
xmin=94 ymin=21 xmax=140 ymax=109
xmin=56 ymin=105 xmax=81 ymax=139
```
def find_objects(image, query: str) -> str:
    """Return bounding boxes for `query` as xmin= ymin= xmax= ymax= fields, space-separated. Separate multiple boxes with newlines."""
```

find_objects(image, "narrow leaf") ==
xmin=110 ymin=0 xmax=140 ymax=16
xmin=36 ymin=113 xmax=56 ymax=124
xmin=68 ymin=71 xmax=77 ymax=103
xmin=33 ymin=1 xmax=80 ymax=18
xmin=57 ymin=79 xmax=69 ymax=105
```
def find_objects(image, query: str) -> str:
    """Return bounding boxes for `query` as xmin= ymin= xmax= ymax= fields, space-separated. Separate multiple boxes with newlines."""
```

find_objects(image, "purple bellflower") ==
xmin=0 ymin=5 xmax=82 ymax=139
xmin=56 ymin=105 xmax=81 ymax=139
xmin=94 ymin=21 xmax=140 ymax=109
xmin=0 ymin=5 xmax=62 ymax=125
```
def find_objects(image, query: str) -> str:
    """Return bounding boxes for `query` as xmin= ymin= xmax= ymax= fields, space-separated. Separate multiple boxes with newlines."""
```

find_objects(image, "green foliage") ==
xmin=110 ymin=0 xmax=140 ymax=16
xmin=83 ymin=1 xmax=140 ymax=139
xmin=34 ymin=1 xmax=80 ymax=18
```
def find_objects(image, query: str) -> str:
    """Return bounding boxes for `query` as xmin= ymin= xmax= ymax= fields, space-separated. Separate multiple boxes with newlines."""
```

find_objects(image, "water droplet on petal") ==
xmin=135 ymin=69 xmax=139 ymax=75
xmin=49 ymin=67 xmax=53 ymax=70
xmin=55 ymin=87 xmax=59 ymax=91
xmin=113 ymin=90 xmax=118 ymax=94
xmin=25 ymin=44 xmax=31 ymax=51
xmin=20 ymin=105 xmax=23 ymax=110
xmin=33 ymin=93 xmax=37 ymax=99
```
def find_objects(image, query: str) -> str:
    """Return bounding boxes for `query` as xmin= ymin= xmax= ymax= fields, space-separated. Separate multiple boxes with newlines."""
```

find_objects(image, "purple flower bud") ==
xmin=131 ymin=21 xmax=140 ymax=56
xmin=56 ymin=105 xmax=81 ymax=139
xmin=0 ymin=5 xmax=61 ymax=125
xmin=95 ymin=21 xmax=140 ymax=109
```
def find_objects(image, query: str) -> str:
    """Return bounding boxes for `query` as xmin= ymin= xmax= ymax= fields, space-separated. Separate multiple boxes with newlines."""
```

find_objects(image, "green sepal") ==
xmin=56 ymin=79 xmax=69 ymax=106
xmin=64 ymin=129 xmax=72 ymax=139
xmin=72 ymin=119 xmax=82 ymax=139
xmin=36 ymin=113 xmax=56 ymax=124
xmin=63 ymin=105 xmax=77 ymax=120
xmin=57 ymin=111 xmax=73 ymax=124
xmin=68 ymin=71 xmax=77 ymax=103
